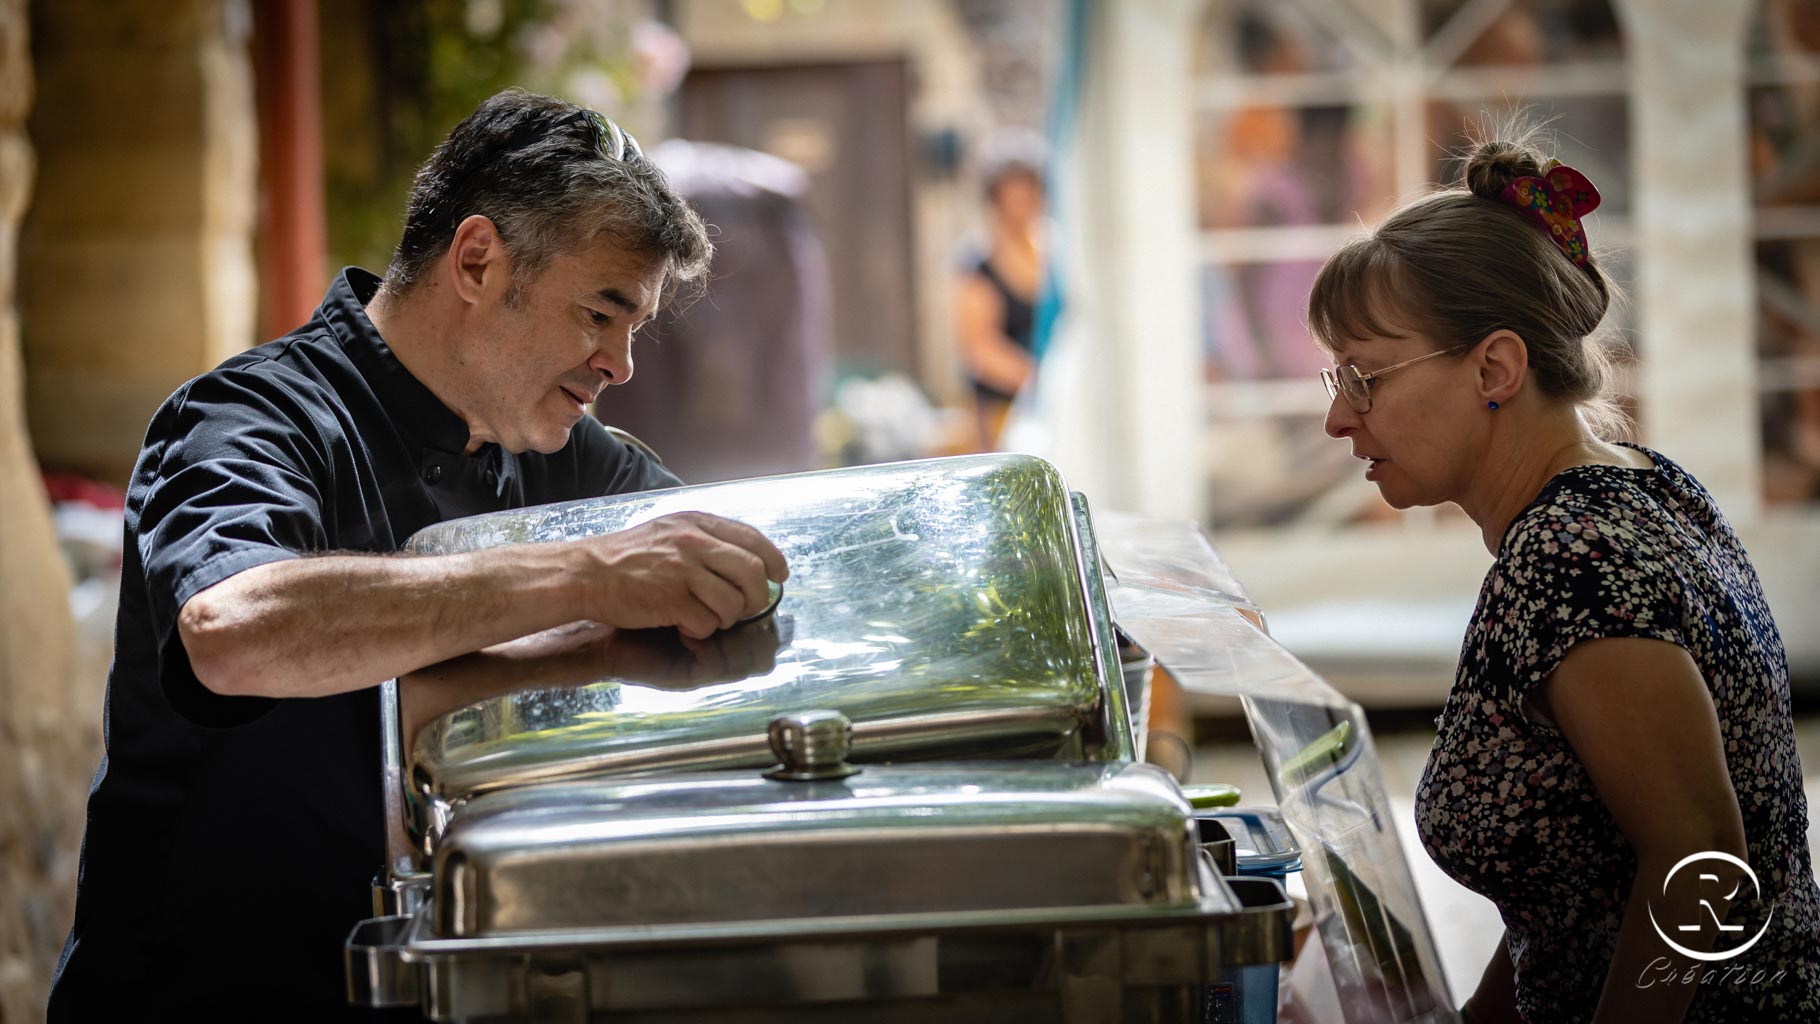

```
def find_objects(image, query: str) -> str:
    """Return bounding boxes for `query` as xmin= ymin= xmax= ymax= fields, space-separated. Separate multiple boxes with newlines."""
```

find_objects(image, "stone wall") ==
xmin=0 ymin=0 xmax=82 ymax=1018
xmin=20 ymin=0 xmax=258 ymax=487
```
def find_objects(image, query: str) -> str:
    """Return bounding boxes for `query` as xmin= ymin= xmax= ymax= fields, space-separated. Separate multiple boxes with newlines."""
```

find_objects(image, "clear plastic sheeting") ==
xmin=1101 ymin=514 xmax=1458 ymax=1024
xmin=1094 ymin=509 xmax=1261 ymax=622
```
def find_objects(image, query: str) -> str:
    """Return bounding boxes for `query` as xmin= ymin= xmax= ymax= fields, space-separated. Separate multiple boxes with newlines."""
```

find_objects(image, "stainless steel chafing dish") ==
xmin=348 ymin=454 xmax=1293 ymax=1022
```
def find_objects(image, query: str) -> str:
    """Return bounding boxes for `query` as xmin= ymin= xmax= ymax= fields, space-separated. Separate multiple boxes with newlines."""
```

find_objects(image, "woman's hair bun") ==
xmin=1463 ymin=139 xmax=1546 ymax=200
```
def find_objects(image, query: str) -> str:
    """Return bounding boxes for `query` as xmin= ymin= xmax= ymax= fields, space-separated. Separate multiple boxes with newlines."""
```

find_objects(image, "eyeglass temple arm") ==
xmin=1361 ymin=348 xmax=1449 ymax=381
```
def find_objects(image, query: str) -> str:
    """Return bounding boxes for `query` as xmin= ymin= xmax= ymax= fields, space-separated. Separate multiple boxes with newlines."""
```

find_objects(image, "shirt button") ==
xmin=423 ymin=464 xmax=443 ymax=484
xmin=486 ymin=469 xmax=499 ymax=489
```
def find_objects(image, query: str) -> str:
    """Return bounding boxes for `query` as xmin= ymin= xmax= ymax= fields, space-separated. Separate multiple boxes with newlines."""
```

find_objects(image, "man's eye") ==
xmin=586 ymin=309 xmax=611 ymax=327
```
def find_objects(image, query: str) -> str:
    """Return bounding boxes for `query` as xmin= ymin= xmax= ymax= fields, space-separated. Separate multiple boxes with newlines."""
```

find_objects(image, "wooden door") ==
xmin=677 ymin=60 xmax=917 ymax=378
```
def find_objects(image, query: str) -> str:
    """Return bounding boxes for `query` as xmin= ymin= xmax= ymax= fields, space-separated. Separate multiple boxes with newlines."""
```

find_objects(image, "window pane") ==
xmin=1756 ymin=240 xmax=1820 ymax=504
xmin=1747 ymin=0 xmax=1820 ymax=63
xmin=1205 ymin=412 xmax=1364 ymax=530
xmin=1425 ymin=0 xmax=1623 ymax=67
xmin=1202 ymin=259 xmax=1328 ymax=381
xmin=1750 ymin=31 xmax=1820 ymax=505
xmin=1749 ymin=81 xmax=1820 ymax=206
xmin=1761 ymin=387 xmax=1820 ymax=504
xmin=1196 ymin=105 xmax=1393 ymax=231
xmin=1195 ymin=0 xmax=1367 ymax=79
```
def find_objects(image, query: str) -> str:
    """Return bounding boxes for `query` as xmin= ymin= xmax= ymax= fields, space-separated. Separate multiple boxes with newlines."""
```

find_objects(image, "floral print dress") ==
xmin=1415 ymin=445 xmax=1820 ymax=1023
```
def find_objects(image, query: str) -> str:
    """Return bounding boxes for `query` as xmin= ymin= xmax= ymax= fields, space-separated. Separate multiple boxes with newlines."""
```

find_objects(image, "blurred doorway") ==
xmin=677 ymin=60 xmax=917 ymax=380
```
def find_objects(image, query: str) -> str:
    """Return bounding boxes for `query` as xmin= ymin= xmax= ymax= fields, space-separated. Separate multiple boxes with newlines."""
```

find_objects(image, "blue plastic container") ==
xmin=1201 ymin=962 xmax=1279 ymax=1024
xmin=1197 ymin=876 xmax=1295 ymax=1024
xmin=1197 ymin=810 xmax=1303 ymax=1023
xmin=1203 ymin=807 xmax=1302 ymax=879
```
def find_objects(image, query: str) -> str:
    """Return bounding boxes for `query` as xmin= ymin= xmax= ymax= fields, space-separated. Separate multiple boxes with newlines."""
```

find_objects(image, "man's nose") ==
xmin=592 ymin=336 xmax=634 ymax=386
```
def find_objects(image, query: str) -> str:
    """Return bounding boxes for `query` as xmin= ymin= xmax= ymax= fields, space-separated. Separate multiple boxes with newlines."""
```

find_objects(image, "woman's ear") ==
xmin=1477 ymin=329 xmax=1528 ymax=405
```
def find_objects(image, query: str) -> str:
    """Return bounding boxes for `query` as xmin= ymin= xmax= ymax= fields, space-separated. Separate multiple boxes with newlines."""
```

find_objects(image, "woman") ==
xmin=1308 ymin=135 xmax=1820 ymax=1023
xmin=954 ymin=153 xmax=1045 ymax=448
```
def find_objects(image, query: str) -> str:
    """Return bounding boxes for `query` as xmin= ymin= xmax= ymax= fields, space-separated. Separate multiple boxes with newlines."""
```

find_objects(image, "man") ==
xmin=48 ymin=89 xmax=786 ymax=1021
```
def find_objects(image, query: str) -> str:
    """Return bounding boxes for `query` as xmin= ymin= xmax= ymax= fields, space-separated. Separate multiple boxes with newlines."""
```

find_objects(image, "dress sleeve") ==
xmin=1491 ymin=498 xmax=1692 ymax=696
xmin=135 ymin=369 xmax=333 ymax=727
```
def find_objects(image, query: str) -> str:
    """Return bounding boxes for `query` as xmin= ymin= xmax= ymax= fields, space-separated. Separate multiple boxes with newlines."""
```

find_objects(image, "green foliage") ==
xmin=321 ymin=0 xmax=646 ymax=275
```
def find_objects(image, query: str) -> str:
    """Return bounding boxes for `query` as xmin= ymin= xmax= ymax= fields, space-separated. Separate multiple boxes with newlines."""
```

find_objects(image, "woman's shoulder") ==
xmin=1478 ymin=450 xmax=1703 ymax=684
xmin=1502 ymin=481 xmax=1646 ymax=563
xmin=1499 ymin=445 xmax=1706 ymax=560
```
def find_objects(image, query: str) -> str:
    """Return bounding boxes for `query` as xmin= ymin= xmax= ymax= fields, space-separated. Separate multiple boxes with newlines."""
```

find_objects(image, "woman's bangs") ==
xmin=1307 ymin=240 xmax=1418 ymax=355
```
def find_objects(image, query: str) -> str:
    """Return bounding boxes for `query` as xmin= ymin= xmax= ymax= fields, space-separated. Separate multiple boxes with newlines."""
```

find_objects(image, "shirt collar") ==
xmin=320 ymin=267 xmax=478 ymax=457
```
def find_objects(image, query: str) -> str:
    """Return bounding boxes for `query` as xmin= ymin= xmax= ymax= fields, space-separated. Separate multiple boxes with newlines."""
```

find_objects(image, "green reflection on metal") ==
xmin=405 ymin=456 xmax=1108 ymax=797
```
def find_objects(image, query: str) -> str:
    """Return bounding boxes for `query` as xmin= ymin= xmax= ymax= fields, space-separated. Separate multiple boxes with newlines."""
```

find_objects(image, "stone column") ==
xmin=0 ymin=0 xmax=82 ymax=1018
xmin=20 ymin=0 xmax=258 ymax=486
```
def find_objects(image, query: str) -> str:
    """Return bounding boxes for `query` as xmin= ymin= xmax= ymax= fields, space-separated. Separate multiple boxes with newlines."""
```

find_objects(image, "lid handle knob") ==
xmin=765 ymin=709 xmax=859 ymax=781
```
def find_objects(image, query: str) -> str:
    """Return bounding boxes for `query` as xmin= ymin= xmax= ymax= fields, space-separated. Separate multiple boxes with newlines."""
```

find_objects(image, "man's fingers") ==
xmin=674 ymin=598 xmax=723 ymax=641
xmin=698 ymin=544 xmax=770 ymax=618
xmin=686 ymin=567 xmax=747 ymax=631
xmin=690 ymin=515 xmax=789 ymax=582
xmin=588 ymin=514 xmax=788 ymax=638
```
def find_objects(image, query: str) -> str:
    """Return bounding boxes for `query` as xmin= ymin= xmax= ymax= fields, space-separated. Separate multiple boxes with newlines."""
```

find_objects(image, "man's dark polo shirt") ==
xmin=49 ymin=268 xmax=678 ymax=1022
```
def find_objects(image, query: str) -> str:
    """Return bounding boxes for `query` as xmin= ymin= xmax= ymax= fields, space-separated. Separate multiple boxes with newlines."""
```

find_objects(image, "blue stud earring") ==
xmin=1488 ymin=401 xmax=1500 ymax=410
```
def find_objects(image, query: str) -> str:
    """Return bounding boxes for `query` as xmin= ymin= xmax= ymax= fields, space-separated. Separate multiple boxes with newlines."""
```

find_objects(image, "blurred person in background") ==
xmin=1310 ymin=130 xmax=1819 ymax=1023
xmin=954 ymin=140 xmax=1046 ymax=448
xmin=49 ymin=89 xmax=786 ymax=1022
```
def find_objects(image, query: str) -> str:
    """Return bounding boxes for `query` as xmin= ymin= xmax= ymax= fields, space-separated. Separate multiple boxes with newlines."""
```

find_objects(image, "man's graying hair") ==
xmin=383 ymin=89 xmax=712 ymax=305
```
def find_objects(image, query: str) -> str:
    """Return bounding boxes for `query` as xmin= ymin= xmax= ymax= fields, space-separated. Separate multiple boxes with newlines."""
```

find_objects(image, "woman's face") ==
xmin=1322 ymin=331 xmax=1484 ymax=510
xmin=991 ymin=171 xmax=1044 ymax=231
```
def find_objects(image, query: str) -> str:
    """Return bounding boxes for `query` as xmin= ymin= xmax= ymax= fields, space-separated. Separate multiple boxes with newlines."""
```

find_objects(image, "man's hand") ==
xmin=573 ymin=512 xmax=789 ymax=640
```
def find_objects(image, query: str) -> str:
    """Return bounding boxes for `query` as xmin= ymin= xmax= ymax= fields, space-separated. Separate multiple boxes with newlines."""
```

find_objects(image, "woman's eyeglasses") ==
xmin=1320 ymin=348 xmax=1452 ymax=414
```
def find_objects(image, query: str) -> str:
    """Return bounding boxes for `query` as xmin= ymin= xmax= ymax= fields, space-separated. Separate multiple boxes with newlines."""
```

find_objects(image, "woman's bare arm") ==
xmin=1462 ymin=932 xmax=1522 ymax=1023
xmin=954 ymin=274 xmax=1036 ymax=396
xmin=1541 ymin=637 xmax=1750 ymax=1024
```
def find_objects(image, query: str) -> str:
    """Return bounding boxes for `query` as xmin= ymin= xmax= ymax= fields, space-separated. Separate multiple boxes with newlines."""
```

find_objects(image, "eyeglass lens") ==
xmin=1320 ymin=366 xmax=1371 ymax=413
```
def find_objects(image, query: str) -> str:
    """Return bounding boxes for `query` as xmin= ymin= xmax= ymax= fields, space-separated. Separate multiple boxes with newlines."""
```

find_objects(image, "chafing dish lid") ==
xmin=401 ymin=455 xmax=1112 ymax=801
xmin=427 ymin=762 xmax=1204 ymax=940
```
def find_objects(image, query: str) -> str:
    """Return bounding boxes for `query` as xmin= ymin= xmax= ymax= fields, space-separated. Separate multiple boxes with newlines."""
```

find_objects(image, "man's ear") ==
xmin=1476 ymin=329 xmax=1528 ymax=406
xmin=445 ymin=214 xmax=507 ymax=306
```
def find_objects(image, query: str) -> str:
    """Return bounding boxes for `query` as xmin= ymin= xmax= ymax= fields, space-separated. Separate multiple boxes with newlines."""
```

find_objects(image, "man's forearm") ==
xmin=179 ymin=543 xmax=587 ymax=699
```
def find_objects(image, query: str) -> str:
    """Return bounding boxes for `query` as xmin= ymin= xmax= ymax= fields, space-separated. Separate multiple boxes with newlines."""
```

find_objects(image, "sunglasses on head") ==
xmin=460 ymin=108 xmax=642 ymax=195
xmin=554 ymin=108 xmax=643 ymax=162
xmin=441 ymin=108 xmax=643 ymax=228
